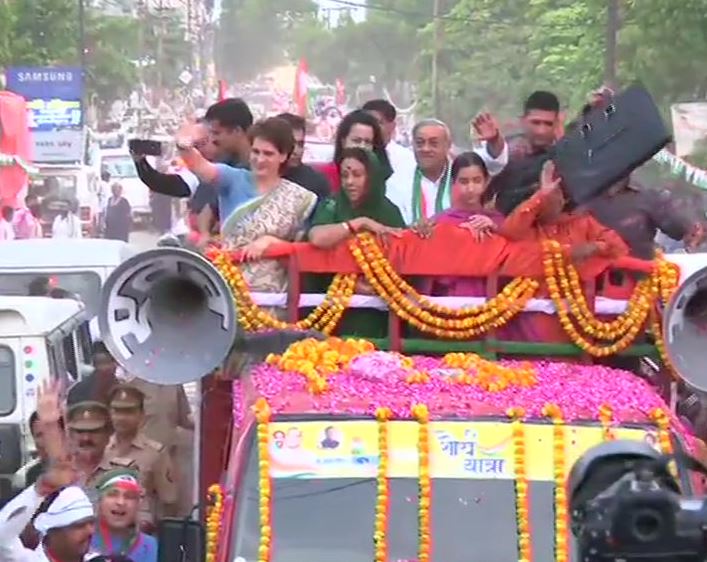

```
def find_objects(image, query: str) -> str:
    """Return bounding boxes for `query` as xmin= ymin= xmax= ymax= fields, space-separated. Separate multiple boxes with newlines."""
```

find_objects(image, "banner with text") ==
xmin=5 ymin=66 xmax=83 ymax=162
xmin=267 ymin=420 xmax=656 ymax=481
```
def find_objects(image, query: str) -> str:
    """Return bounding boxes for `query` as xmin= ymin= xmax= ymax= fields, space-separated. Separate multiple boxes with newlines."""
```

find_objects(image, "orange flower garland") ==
xmin=254 ymin=398 xmax=273 ymax=562
xmin=205 ymin=483 xmax=224 ymax=562
xmin=542 ymin=241 xmax=653 ymax=356
xmin=265 ymin=337 xmax=375 ymax=394
xmin=374 ymin=407 xmax=392 ymax=562
xmin=443 ymin=353 xmax=536 ymax=391
xmin=411 ymin=403 xmax=432 ymax=562
xmin=359 ymin=231 xmax=536 ymax=319
xmin=598 ymin=404 xmax=615 ymax=441
xmin=211 ymin=248 xmax=356 ymax=334
xmin=351 ymin=234 xmax=539 ymax=338
xmin=507 ymin=407 xmax=532 ymax=562
xmin=650 ymin=408 xmax=674 ymax=455
xmin=545 ymin=240 xmax=653 ymax=339
xmin=542 ymin=404 xmax=568 ymax=562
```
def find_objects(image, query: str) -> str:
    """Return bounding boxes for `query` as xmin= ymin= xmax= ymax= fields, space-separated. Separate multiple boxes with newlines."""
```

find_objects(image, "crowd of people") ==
xmin=2 ymin=86 xmax=707 ymax=562
xmin=1 ymin=341 xmax=193 ymax=562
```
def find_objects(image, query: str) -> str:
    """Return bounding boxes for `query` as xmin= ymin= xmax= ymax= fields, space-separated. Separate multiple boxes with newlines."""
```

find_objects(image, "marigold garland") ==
xmin=650 ymin=408 xmax=674 ymax=455
xmin=211 ymin=249 xmax=356 ymax=334
xmin=507 ymin=407 xmax=532 ymax=562
xmin=205 ymin=484 xmax=224 ymax=562
xmin=598 ymin=404 xmax=615 ymax=441
xmin=443 ymin=352 xmax=536 ymax=391
xmin=265 ymin=337 xmax=375 ymax=394
xmin=542 ymin=240 xmax=653 ymax=356
xmin=374 ymin=407 xmax=392 ymax=562
xmin=542 ymin=404 xmax=568 ymax=562
xmin=351 ymin=234 xmax=539 ymax=339
xmin=254 ymin=398 xmax=273 ymax=562
xmin=411 ymin=403 xmax=432 ymax=562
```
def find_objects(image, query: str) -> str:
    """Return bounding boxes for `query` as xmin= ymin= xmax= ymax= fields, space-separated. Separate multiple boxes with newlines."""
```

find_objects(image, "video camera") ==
xmin=569 ymin=440 xmax=707 ymax=562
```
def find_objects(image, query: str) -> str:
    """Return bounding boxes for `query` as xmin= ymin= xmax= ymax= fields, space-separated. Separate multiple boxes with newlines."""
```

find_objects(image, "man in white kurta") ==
xmin=0 ymin=483 xmax=98 ymax=561
xmin=385 ymin=116 xmax=509 ymax=225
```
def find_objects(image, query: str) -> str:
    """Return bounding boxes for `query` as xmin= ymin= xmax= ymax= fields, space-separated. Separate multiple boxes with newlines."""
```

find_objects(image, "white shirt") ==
xmin=52 ymin=214 xmax=83 ymax=239
xmin=0 ymin=219 xmax=16 ymax=241
xmin=0 ymin=485 xmax=97 ymax=562
xmin=386 ymin=141 xmax=509 ymax=225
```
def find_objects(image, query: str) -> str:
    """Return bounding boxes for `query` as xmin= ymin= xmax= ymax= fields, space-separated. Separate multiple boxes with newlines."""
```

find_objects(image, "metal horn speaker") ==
xmin=663 ymin=264 xmax=707 ymax=392
xmin=98 ymin=248 xmax=237 ymax=385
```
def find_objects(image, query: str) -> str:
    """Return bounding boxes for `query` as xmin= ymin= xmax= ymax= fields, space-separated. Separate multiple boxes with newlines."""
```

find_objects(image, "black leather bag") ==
xmin=553 ymin=84 xmax=671 ymax=205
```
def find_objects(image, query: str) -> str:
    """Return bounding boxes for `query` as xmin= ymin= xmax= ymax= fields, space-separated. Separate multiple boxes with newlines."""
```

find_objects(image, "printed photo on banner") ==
xmin=266 ymin=420 xmax=654 ymax=481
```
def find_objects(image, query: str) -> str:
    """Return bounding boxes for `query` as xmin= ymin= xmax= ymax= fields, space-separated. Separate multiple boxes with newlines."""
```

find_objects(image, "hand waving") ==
xmin=471 ymin=112 xmax=501 ymax=143
xmin=37 ymin=379 xmax=62 ymax=426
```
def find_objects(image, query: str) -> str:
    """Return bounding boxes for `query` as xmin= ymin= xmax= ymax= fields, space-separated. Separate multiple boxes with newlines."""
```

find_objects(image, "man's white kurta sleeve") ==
xmin=0 ymin=484 xmax=44 ymax=561
xmin=474 ymin=140 xmax=509 ymax=176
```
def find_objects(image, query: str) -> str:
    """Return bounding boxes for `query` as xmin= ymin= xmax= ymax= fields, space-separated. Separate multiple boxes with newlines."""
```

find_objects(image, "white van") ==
xmin=0 ymin=297 xmax=91 ymax=502
xmin=100 ymin=149 xmax=152 ymax=222
xmin=0 ymin=238 xmax=137 ymax=321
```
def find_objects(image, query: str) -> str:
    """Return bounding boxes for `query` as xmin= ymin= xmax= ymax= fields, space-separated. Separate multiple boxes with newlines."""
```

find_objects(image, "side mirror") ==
xmin=157 ymin=517 xmax=205 ymax=562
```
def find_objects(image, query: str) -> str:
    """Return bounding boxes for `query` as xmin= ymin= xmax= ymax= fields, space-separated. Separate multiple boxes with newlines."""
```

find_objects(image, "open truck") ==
xmin=96 ymin=228 xmax=707 ymax=562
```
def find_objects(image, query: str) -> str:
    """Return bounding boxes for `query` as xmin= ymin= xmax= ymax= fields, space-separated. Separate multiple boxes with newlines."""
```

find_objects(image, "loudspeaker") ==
xmin=98 ymin=248 xmax=237 ymax=385
xmin=157 ymin=517 xmax=205 ymax=562
xmin=663 ymin=265 xmax=707 ymax=391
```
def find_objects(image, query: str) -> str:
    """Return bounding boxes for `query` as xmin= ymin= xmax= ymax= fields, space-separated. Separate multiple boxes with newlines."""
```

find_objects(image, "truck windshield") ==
xmin=0 ymin=272 xmax=101 ymax=317
xmin=103 ymin=156 xmax=138 ymax=179
xmin=231 ymin=433 xmax=567 ymax=562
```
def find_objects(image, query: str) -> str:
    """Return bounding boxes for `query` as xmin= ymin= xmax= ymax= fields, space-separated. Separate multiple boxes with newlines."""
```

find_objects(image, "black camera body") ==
xmin=570 ymin=440 xmax=707 ymax=562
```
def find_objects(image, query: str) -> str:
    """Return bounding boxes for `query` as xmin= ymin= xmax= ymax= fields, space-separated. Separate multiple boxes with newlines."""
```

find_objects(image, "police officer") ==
xmin=104 ymin=384 xmax=179 ymax=524
xmin=66 ymin=401 xmax=114 ymax=491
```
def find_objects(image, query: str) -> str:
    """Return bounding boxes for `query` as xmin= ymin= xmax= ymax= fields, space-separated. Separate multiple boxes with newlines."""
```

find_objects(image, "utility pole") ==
xmin=78 ymin=0 xmax=87 ymax=125
xmin=431 ymin=0 xmax=440 ymax=117
xmin=604 ymin=0 xmax=619 ymax=89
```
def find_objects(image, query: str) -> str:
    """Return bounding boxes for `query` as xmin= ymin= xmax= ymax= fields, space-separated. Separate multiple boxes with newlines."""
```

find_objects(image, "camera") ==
xmin=569 ymin=440 xmax=707 ymax=562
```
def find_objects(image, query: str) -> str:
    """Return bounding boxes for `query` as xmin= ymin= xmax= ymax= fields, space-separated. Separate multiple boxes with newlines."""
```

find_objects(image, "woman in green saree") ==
xmin=307 ymin=147 xmax=405 ymax=338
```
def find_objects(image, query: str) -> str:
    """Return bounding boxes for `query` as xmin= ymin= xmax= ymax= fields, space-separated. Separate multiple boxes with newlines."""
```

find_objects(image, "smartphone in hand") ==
xmin=129 ymin=139 xmax=163 ymax=157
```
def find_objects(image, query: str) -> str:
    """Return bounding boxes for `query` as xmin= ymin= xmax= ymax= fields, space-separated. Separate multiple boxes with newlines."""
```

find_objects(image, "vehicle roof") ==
xmin=0 ymin=239 xmax=137 ymax=269
xmin=0 ymin=296 xmax=85 ymax=337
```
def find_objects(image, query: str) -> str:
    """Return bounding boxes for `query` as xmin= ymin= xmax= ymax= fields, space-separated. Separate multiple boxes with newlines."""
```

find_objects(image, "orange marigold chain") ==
xmin=254 ymin=398 xmax=273 ymax=562
xmin=598 ymin=404 xmax=616 ymax=441
xmin=412 ymin=404 xmax=432 ymax=562
xmin=374 ymin=407 xmax=392 ymax=562
xmin=443 ymin=352 xmax=536 ymax=392
xmin=542 ymin=243 xmax=653 ymax=356
xmin=356 ymin=233 xmax=538 ymax=326
xmin=545 ymin=240 xmax=655 ymax=339
xmin=650 ymin=408 xmax=674 ymax=455
xmin=211 ymin=249 xmax=356 ymax=333
xmin=350 ymin=237 xmax=539 ymax=338
xmin=507 ymin=407 xmax=532 ymax=562
xmin=542 ymin=404 xmax=568 ymax=562
xmin=205 ymin=484 xmax=225 ymax=562
xmin=358 ymin=231 xmax=532 ymax=319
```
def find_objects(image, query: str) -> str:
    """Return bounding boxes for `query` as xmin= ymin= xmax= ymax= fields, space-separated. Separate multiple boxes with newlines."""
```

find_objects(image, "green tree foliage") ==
xmin=216 ymin=0 xmax=320 ymax=82
xmin=0 ymin=1 xmax=191 ymax=106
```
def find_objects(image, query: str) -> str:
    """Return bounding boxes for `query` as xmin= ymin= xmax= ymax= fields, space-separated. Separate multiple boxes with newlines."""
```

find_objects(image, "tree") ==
xmin=216 ymin=0 xmax=321 ymax=82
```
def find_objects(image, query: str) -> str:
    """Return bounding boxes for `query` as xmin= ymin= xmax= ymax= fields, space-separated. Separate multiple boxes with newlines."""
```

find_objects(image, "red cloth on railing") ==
xmin=217 ymin=222 xmax=656 ymax=284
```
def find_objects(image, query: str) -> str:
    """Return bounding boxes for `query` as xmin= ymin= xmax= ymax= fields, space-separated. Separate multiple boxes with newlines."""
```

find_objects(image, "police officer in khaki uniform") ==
xmin=104 ymin=384 xmax=179 ymax=525
xmin=66 ymin=401 xmax=114 ymax=492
